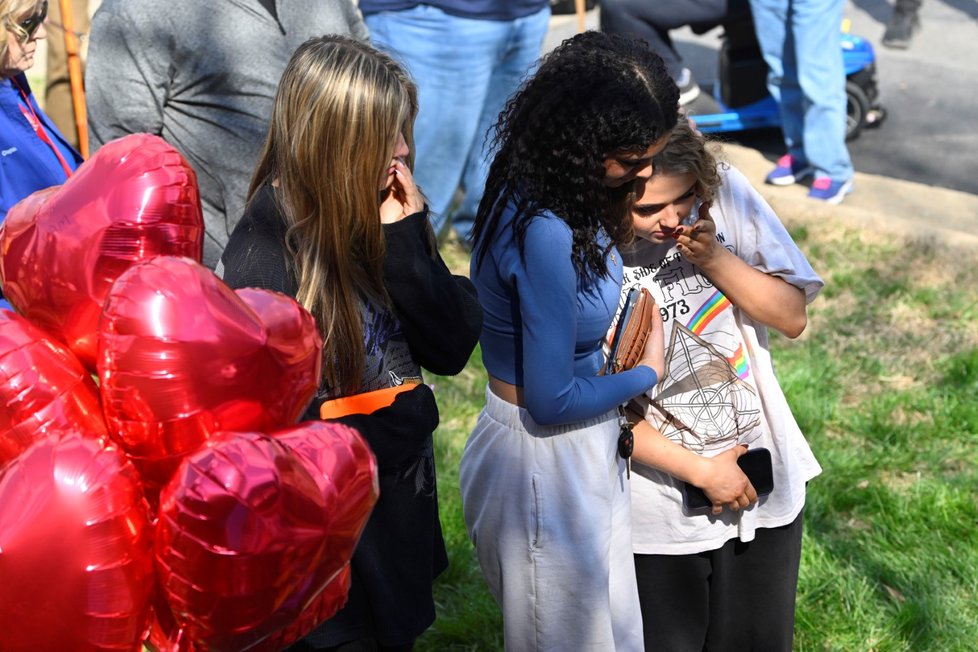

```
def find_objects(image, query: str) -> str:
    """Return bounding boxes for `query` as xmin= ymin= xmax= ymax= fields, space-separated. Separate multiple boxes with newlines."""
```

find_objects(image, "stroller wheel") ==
xmin=845 ymin=80 xmax=870 ymax=141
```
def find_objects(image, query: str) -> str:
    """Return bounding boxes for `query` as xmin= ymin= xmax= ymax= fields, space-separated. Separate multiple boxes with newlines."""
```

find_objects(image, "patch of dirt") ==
xmin=878 ymin=470 xmax=922 ymax=492
xmin=793 ymin=217 xmax=978 ymax=396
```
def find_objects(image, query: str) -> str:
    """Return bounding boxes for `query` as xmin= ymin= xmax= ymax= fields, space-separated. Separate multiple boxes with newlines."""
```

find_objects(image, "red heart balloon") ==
xmin=248 ymin=564 xmax=352 ymax=652
xmin=97 ymin=256 xmax=322 ymax=491
xmin=0 ymin=430 xmax=155 ymax=652
xmin=141 ymin=567 xmax=355 ymax=652
xmin=0 ymin=133 xmax=203 ymax=370
xmin=142 ymin=588 xmax=201 ymax=652
xmin=275 ymin=420 xmax=379 ymax=564
xmin=246 ymin=421 xmax=379 ymax=649
xmin=150 ymin=422 xmax=376 ymax=651
xmin=146 ymin=557 xmax=353 ymax=652
xmin=0 ymin=309 xmax=107 ymax=469
xmin=154 ymin=431 xmax=337 ymax=651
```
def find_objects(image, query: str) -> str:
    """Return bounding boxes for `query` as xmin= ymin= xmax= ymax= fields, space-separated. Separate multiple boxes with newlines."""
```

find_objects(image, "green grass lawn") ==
xmin=418 ymin=224 xmax=978 ymax=651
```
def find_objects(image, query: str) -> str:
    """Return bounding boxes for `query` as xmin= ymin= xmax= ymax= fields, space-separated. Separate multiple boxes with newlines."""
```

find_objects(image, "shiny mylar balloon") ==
xmin=141 ymin=589 xmax=200 ymax=652
xmin=244 ymin=421 xmax=380 ymax=649
xmin=0 ymin=133 xmax=203 ymax=369
xmin=142 ymin=569 xmax=355 ymax=652
xmin=154 ymin=431 xmax=338 ymax=651
xmin=146 ymin=562 xmax=353 ymax=652
xmin=275 ymin=420 xmax=379 ymax=565
xmin=0 ymin=309 xmax=107 ymax=469
xmin=97 ymin=256 xmax=322 ymax=491
xmin=0 ymin=430 xmax=155 ymax=652
xmin=249 ymin=564 xmax=353 ymax=652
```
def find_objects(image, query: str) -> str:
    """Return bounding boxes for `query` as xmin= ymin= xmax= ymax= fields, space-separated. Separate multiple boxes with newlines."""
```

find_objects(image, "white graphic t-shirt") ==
xmin=620 ymin=164 xmax=824 ymax=555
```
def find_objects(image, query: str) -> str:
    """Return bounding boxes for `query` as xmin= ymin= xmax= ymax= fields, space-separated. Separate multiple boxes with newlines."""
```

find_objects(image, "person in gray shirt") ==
xmin=85 ymin=0 xmax=369 ymax=268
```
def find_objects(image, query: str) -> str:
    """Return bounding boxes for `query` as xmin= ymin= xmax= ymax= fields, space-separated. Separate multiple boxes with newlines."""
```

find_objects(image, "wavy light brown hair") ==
xmin=249 ymin=35 xmax=418 ymax=394
xmin=650 ymin=119 xmax=724 ymax=205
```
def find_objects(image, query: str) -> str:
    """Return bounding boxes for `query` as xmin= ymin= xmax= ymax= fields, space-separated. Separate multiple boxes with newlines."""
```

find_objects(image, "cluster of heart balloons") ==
xmin=0 ymin=135 xmax=379 ymax=651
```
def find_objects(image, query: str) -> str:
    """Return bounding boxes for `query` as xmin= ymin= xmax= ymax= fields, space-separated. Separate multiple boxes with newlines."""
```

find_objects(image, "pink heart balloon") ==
xmin=0 ymin=133 xmax=203 ymax=370
xmin=97 ymin=256 xmax=322 ymax=491
xmin=0 ymin=430 xmax=155 ymax=652
xmin=0 ymin=309 xmax=107 ymax=469
xmin=154 ymin=431 xmax=337 ymax=651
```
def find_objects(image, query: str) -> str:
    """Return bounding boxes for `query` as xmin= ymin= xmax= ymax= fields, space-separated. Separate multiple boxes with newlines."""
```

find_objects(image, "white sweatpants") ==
xmin=459 ymin=387 xmax=644 ymax=651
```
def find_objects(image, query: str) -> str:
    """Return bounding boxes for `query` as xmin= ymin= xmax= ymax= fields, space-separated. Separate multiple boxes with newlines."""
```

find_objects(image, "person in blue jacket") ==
xmin=459 ymin=32 xmax=678 ymax=651
xmin=1 ymin=0 xmax=84 ymax=309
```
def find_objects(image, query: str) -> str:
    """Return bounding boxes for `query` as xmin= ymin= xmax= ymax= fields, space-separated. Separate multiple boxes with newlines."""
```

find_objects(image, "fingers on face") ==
xmin=698 ymin=202 xmax=715 ymax=221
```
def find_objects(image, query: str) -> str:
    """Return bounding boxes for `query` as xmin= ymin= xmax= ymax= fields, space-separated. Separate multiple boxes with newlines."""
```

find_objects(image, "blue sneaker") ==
xmin=765 ymin=154 xmax=814 ymax=186
xmin=808 ymin=177 xmax=854 ymax=204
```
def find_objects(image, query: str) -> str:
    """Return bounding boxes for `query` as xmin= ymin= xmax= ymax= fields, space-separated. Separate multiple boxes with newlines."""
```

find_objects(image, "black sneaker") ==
xmin=676 ymin=68 xmax=701 ymax=106
xmin=882 ymin=9 xmax=920 ymax=49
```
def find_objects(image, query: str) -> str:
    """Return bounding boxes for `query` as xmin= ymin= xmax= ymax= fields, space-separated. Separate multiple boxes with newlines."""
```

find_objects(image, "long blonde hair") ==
xmin=1 ymin=0 xmax=42 ymax=66
xmin=249 ymin=35 xmax=418 ymax=395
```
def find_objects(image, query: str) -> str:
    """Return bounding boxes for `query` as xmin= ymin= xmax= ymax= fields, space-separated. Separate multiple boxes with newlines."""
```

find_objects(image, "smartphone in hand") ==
xmin=682 ymin=447 xmax=774 ymax=512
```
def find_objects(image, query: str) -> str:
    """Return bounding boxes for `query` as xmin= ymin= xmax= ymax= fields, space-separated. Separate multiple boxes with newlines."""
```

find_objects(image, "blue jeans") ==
xmin=366 ymin=6 xmax=551 ymax=242
xmin=749 ymin=0 xmax=853 ymax=181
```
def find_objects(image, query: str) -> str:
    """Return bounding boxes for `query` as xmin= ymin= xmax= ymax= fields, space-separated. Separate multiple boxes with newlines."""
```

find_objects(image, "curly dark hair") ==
xmin=472 ymin=31 xmax=680 ymax=278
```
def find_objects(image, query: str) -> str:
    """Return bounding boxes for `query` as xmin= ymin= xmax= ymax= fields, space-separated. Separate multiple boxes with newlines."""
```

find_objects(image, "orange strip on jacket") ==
xmin=319 ymin=381 xmax=419 ymax=419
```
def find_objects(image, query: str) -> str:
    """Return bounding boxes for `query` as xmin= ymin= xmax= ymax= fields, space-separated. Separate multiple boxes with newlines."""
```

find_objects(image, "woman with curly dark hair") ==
xmin=458 ymin=31 xmax=679 ymax=650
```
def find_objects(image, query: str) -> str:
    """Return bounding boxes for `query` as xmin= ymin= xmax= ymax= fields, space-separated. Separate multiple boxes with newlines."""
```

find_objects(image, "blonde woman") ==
xmin=2 ymin=0 xmax=83 ymax=311
xmin=220 ymin=35 xmax=482 ymax=652
xmin=1 ymin=0 xmax=83 ymax=222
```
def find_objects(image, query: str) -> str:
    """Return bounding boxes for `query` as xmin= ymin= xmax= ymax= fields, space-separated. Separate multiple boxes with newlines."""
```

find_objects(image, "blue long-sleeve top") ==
xmin=472 ymin=201 xmax=658 ymax=425
xmin=0 ymin=74 xmax=83 ymax=223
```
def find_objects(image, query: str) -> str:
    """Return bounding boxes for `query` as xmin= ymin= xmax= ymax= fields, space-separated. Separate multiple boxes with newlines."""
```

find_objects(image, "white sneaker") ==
xmin=676 ymin=68 xmax=701 ymax=106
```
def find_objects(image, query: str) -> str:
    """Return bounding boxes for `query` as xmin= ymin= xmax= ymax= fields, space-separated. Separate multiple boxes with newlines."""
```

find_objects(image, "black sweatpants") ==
xmin=634 ymin=510 xmax=804 ymax=652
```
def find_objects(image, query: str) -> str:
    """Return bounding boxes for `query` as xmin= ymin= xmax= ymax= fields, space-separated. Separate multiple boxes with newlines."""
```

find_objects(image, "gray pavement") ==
xmin=544 ymin=3 xmax=978 ymax=251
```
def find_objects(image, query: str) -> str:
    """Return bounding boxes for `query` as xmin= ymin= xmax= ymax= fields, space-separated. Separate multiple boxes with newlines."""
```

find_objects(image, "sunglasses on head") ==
xmin=16 ymin=0 xmax=47 ymax=42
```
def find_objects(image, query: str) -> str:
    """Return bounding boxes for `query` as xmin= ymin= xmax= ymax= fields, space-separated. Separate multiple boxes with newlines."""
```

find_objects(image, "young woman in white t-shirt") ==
xmin=619 ymin=119 xmax=824 ymax=650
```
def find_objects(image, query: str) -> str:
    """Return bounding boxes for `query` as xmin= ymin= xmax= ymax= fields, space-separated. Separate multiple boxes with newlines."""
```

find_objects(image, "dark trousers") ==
xmin=634 ymin=510 xmax=804 ymax=652
xmin=599 ymin=0 xmax=749 ymax=78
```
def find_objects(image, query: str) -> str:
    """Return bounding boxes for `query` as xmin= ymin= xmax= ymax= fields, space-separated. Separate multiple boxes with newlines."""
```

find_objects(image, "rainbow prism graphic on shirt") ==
xmin=647 ymin=290 xmax=761 ymax=453
xmin=685 ymin=291 xmax=749 ymax=380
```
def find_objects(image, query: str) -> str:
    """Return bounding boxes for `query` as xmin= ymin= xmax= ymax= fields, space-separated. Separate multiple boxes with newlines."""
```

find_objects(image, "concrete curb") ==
xmin=720 ymin=143 xmax=978 ymax=253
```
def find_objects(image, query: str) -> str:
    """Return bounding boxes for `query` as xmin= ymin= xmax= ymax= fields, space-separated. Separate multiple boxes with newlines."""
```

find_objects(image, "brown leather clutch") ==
xmin=606 ymin=287 xmax=656 ymax=375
